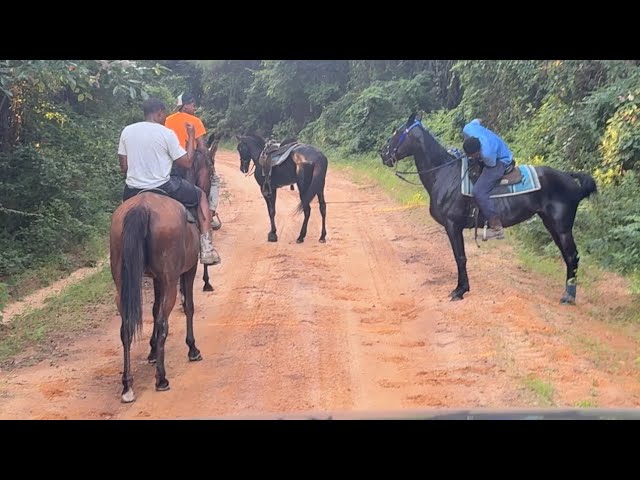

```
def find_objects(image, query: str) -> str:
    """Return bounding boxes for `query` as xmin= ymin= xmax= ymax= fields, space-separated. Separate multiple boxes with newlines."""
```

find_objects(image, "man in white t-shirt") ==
xmin=117 ymin=97 xmax=220 ymax=265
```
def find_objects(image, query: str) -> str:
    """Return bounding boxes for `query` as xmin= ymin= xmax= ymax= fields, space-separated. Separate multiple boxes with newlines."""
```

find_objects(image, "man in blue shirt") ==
xmin=462 ymin=119 xmax=514 ymax=240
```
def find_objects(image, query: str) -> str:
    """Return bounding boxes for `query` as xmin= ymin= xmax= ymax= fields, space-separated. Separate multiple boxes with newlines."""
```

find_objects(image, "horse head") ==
xmin=236 ymin=134 xmax=265 ymax=174
xmin=379 ymin=111 xmax=425 ymax=167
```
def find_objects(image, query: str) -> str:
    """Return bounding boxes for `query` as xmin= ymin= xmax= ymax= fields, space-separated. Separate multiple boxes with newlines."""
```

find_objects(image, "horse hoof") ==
xmin=449 ymin=288 xmax=468 ymax=301
xmin=121 ymin=389 xmax=136 ymax=403
xmin=189 ymin=352 xmax=203 ymax=362
xmin=296 ymin=238 xmax=304 ymax=244
xmin=319 ymin=238 xmax=326 ymax=243
xmin=268 ymin=234 xmax=278 ymax=242
xmin=560 ymin=296 xmax=576 ymax=305
xmin=155 ymin=381 xmax=170 ymax=392
xmin=203 ymin=284 xmax=214 ymax=292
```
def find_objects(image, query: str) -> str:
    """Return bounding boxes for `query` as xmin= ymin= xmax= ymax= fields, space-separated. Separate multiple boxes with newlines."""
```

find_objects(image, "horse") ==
xmin=236 ymin=134 xmax=328 ymax=243
xmin=379 ymin=112 xmax=598 ymax=305
xmin=172 ymin=133 xmax=220 ymax=292
xmin=109 ymin=192 xmax=202 ymax=403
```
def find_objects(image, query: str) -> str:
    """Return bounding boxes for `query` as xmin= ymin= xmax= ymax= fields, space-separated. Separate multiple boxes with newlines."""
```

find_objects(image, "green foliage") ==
xmin=2 ymin=58 xmax=640 ymax=306
xmin=0 ymin=59 xmax=173 ymax=297
xmin=301 ymin=74 xmax=439 ymax=153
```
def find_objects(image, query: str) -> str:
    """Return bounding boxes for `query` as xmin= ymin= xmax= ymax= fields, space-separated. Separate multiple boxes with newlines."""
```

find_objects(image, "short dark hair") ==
xmin=463 ymin=136 xmax=481 ymax=155
xmin=143 ymin=97 xmax=166 ymax=116
xmin=181 ymin=92 xmax=196 ymax=105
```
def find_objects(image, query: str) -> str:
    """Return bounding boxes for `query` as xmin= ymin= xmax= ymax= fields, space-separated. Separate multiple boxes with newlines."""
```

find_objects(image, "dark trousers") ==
xmin=473 ymin=161 xmax=508 ymax=219
xmin=123 ymin=175 xmax=201 ymax=207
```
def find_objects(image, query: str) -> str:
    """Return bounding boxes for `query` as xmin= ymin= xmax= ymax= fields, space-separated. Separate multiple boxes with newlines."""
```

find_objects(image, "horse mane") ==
xmin=418 ymin=125 xmax=455 ymax=166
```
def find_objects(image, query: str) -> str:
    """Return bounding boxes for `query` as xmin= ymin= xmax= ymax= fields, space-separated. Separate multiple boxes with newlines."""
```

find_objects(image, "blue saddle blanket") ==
xmin=458 ymin=154 xmax=542 ymax=198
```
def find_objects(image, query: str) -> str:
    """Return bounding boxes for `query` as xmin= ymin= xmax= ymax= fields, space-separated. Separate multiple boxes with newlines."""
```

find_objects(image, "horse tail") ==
xmin=120 ymin=205 xmax=149 ymax=342
xmin=568 ymin=172 xmax=598 ymax=200
xmin=295 ymin=155 xmax=328 ymax=214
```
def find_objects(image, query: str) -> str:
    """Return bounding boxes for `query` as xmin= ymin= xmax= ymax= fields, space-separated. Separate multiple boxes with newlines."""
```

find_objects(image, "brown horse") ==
xmin=173 ymin=133 xmax=220 ymax=292
xmin=109 ymin=192 xmax=202 ymax=403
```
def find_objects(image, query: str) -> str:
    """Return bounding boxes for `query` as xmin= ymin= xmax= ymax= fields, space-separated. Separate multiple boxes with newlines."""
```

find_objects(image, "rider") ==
xmin=462 ymin=118 xmax=514 ymax=241
xmin=117 ymin=97 xmax=218 ymax=265
xmin=165 ymin=92 xmax=222 ymax=231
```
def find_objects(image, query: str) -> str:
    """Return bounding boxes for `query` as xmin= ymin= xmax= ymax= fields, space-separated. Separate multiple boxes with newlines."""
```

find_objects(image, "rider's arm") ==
xmin=118 ymin=154 xmax=128 ymax=175
xmin=117 ymin=129 xmax=128 ymax=176
xmin=172 ymin=123 xmax=195 ymax=169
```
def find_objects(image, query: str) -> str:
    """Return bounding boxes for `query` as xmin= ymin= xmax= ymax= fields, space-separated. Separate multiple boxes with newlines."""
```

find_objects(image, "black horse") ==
xmin=380 ymin=112 xmax=597 ymax=305
xmin=236 ymin=134 xmax=328 ymax=243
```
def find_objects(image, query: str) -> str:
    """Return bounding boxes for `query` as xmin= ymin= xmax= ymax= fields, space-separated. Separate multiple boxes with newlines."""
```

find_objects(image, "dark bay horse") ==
xmin=380 ymin=112 xmax=597 ymax=305
xmin=236 ymin=134 xmax=328 ymax=243
xmin=172 ymin=133 xmax=220 ymax=292
xmin=109 ymin=193 xmax=202 ymax=403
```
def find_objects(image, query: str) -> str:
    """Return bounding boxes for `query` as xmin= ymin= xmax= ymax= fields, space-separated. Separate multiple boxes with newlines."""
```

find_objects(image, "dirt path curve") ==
xmin=1 ymin=261 xmax=108 ymax=325
xmin=1 ymin=150 xmax=639 ymax=419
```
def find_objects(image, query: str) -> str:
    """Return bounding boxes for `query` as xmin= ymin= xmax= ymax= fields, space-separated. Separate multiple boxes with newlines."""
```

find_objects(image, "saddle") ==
xmin=258 ymin=140 xmax=300 ymax=195
xmin=134 ymin=188 xmax=197 ymax=224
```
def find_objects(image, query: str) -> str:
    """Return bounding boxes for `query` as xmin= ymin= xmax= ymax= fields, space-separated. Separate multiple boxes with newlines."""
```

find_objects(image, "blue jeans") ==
xmin=473 ymin=162 xmax=508 ymax=219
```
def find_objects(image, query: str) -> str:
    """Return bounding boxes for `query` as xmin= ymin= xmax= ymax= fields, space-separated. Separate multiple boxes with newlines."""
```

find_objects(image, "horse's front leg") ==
xmin=202 ymin=265 xmax=213 ymax=292
xmin=444 ymin=219 xmax=470 ymax=301
xmin=263 ymin=188 xmax=278 ymax=242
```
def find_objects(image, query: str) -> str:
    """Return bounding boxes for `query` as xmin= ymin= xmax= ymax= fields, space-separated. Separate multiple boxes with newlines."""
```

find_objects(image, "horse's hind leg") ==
xmin=296 ymin=202 xmax=311 ymax=243
xmin=318 ymin=188 xmax=327 ymax=243
xmin=539 ymin=210 xmax=579 ymax=305
xmin=120 ymin=318 xmax=134 ymax=403
xmin=182 ymin=265 xmax=202 ymax=361
xmin=154 ymin=279 xmax=178 ymax=391
xmin=148 ymin=279 xmax=162 ymax=364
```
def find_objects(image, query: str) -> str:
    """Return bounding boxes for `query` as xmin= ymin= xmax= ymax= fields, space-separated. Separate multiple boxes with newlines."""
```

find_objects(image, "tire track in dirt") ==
xmin=0 ymin=149 xmax=639 ymax=419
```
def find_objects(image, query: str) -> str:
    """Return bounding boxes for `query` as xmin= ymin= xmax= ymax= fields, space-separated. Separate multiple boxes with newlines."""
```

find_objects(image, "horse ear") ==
xmin=407 ymin=112 xmax=417 ymax=125
xmin=416 ymin=111 xmax=423 ymax=121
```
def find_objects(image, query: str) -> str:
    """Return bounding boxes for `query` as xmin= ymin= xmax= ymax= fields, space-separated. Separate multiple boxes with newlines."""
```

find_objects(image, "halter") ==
xmin=387 ymin=120 xmax=462 ymax=185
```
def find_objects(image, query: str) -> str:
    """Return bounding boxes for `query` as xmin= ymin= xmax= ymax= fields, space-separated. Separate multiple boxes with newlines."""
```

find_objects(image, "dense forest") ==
xmin=1 ymin=60 xmax=639 ymax=310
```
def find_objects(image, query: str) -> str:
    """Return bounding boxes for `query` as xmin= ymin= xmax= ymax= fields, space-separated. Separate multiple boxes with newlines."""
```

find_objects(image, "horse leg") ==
xmin=147 ymin=279 xmax=161 ymax=364
xmin=296 ymin=202 xmax=311 ymax=244
xmin=154 ymin=279 xmax=177 ymax=391
xmin=296 ymin=170 xmax=311 ymax=243
xmin=318 ymin=189 xmax=327 ymax=243
xmin=264 ymin=189 xmax=278 ymax=242
xmin=445 ymin=219 xmax=470 ymax=301
xmin=539 ymin=212 xmax=580 ymax=305
xmin=202 ymin=265 xmax=214 ymax=292
xmin=182 ymin=265 xmax=202 ymax=361
xmin=120 ymin=321 xmax=135 ymax=403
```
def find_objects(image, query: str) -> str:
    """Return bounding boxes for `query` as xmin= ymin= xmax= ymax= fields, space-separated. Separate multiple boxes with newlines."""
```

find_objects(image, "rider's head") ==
xmin=177 ymin=92 xmax=197 ymax=115
xmin=463 ymin=136 xmax=482 ymax=161
xmin=143 ymin=98 xmax=168 ymax=125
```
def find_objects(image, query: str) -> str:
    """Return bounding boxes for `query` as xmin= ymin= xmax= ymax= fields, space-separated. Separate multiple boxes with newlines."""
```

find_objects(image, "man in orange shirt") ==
xmin=165 ymin=92 xmax=221 ymax=264
xmin=165 ymin=92 xmax=222 ymax=231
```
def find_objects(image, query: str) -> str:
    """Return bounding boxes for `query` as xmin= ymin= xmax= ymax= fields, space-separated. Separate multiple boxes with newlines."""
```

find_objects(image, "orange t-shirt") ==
xmin=164 ymin=111 xmax=206 ymax=149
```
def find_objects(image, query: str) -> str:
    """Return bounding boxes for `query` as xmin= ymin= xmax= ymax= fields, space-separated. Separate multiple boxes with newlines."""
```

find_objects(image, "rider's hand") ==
xmin=185 ymin=122 xmax=195 ymax=137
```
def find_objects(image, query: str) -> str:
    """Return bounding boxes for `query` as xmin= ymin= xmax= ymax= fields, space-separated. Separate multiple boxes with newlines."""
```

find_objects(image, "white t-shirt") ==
xmin=118 ymin=121 xmax=186 ymax=189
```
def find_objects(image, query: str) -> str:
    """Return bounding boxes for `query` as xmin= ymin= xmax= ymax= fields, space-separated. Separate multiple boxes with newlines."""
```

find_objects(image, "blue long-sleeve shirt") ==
xmin=462 ymin=119 xmax=513 ymax=167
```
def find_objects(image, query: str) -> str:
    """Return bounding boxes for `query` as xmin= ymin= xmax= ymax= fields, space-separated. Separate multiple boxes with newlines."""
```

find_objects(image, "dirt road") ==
xmin=1 ymin=150 xmax=639 ymax=419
